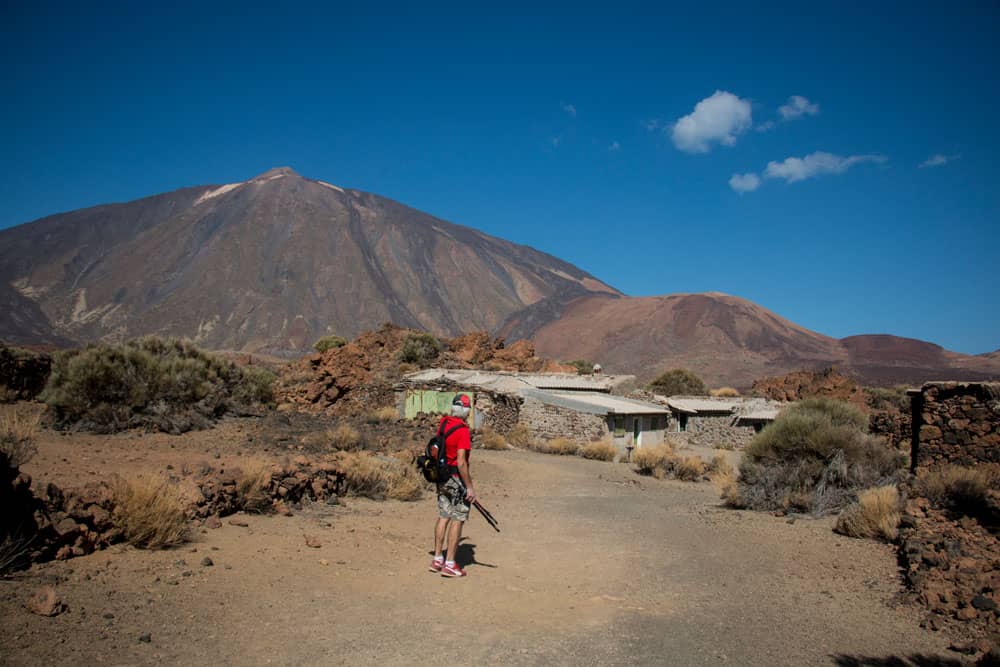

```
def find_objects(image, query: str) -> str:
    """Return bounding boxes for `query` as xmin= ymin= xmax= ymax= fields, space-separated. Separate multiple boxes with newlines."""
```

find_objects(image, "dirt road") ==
xmin=2 ymin=446 xmax=959 ymax=666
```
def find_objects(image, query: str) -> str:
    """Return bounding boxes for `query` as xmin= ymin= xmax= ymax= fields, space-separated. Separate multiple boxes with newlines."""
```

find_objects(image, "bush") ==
xmin=864 ymin=386 xmax=910 ymax=412
xmin=580 ymin=440 xmax=616 ymax=461
xmin=648 ymin=369 xmax=707 ymax=396
xmin=505 ymin=424 xmax=535 ymax=449
xmin=478 ymin=428 xmax=509 ymax=451
xmin=542 ymin=437 xmax=578 ymax=455
xmin=328 ymin=424 xmax=363 ymax=451
xmin=917 ymin=464 xmax=1000 ymax=515
xmin=731 ymin=399 xmax=904 ymax=514
xmin=674 ymin=456 xmax=705 ymax=481
xmin=335 ymin=451 xmax=423 ymax=501
xmin=313 ymin=335 xmax=348 ymax=353
xmin=633 ymin=444 xmax=673 ymax=477
xmin=112 ymin=476 xmax=188 ymax=548
xmin=710 ymin=387 xmax=740 ymax=397
xmin=236 ymin=459 xmax=274 ymax=512
xmin=399 ymin=333 xmax=442 ymax=366
xmin=835 ymin=485 xmax=901 ymax=541
xmin=567 ymin=360 xmax=594 ymax=375
xmin=0 ymin=408 xmax=40 ymax=468
xmin=40 ymin=337 xmax=274 ymax=433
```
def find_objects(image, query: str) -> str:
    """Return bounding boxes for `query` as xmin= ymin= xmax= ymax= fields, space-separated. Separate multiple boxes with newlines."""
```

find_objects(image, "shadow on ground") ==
xmin=830 ymin=654 xmax=972 ymax=667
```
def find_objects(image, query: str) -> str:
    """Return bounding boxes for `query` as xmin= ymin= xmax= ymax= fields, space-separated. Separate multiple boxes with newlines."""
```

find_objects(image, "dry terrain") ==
xmin=1 ymin=416 xmax=963 ymax=666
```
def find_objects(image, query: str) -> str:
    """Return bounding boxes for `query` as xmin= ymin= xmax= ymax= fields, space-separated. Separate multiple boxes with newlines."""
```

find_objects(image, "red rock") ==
xmin=54 ymin=545 xmax=73 ymax=560
xmin=303 ymin=534 xmax=322 ymax=548
xmin=205 ymin=516 xmax=222 ymax=529
xmin=25 ymin=586 xmax=64 ymax=616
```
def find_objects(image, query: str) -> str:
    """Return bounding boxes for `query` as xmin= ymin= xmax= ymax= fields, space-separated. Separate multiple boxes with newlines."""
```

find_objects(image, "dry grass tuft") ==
xmin=632 ymin=444 xmax=674 ymax=477
xmin=236 ymin=459 xmax=274 ymax=512
xmin=542 ymin=437 xmax=579 ymax=456
xmin=329 ymin=423 xmax=363 ymax=451
xmin=365 ymin=406 xmax=399 ymax=423
xmin=505 ymin=424 xmax=535 ymax=449
xmin=334 ymin=451 xmax=424 ymax=501
xmin=112 ymin=476 xmax=188 ymax=548
xmin=917 ymin=464 xmax=1000 ymax=517
xmin=710 ymin=387 xmax=740 ymax=397
xmin=708 ymin=453 xmax=733 ymax=477
xmin=674 ymin=456 xmax=706 ymax=481
xmin=835 ymin=485 xmax=901 ymax=541
xmin=0 ymin=408 xmax=40 ymax=468
xmin=580 ymin=440 xmax=617 ymax=461
xmin=478 ymin=427 xmax=509 ymax=451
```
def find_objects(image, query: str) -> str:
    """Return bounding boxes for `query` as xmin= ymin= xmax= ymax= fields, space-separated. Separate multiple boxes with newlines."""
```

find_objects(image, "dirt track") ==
xmin=1 ymin=439 xmax=960 ymax=666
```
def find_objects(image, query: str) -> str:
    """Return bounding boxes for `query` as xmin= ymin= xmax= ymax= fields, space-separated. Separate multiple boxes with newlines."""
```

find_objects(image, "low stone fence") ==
xmin=676 ymin=415 xmax=757 ymax=449
xmin=910 ymin=382 xmax=1000 ymax=470
xmin=519 ymin=397 xmax=608 ymax=442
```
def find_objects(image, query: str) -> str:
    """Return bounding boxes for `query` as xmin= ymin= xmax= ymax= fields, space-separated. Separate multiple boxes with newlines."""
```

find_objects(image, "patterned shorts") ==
xmin=436 ymin=477 xmax=469 ymax=522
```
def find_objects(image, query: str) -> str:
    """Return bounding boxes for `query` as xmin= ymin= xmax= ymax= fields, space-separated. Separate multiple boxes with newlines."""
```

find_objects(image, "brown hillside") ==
xmin=0 ymin=167 xmax=617 ymax=354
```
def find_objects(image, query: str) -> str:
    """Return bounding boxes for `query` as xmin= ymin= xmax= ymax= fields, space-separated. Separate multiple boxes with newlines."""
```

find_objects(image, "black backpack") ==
xmin=416 ymin=419 xmax=467 ymax=483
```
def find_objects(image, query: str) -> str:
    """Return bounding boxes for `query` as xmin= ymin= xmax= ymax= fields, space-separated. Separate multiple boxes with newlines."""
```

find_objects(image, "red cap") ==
xmin=453 ymin=394 xmax=471 ymax=408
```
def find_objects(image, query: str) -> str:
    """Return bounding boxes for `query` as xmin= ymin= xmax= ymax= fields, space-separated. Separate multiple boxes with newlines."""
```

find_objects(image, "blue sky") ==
xmin=3 ymin=2 xmax=998 ymax=353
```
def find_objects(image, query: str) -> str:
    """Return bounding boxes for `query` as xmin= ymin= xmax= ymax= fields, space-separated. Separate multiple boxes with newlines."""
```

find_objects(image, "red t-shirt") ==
xmin=438 ymin=416 xmax=471 ymax=470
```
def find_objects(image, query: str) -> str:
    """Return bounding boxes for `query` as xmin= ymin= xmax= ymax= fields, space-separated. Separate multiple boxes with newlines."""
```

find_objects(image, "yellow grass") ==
xmin=580 ymin=440 xmax=616 ymax=461
xmin=835 ymin=485 xmax=901 ymax=541
xmin=505 ymin=424 xmax=535 ymax=449
xmin=632 ymin=444 xmax=673 ymax=477
xmin=236 ymin=458 xmax=274 ymax=512
xmin=710 ymin=387 xmax=740 ymax=397
xmin=366 ymin=406 xmax=399 ymax=423
xmin=478 ymin=427 xmax=509 ymax=451
xmin=334 ymin=451 xmax=424 ymax=501
xmin=0 ymin=408 xmax=40 ymax=468
xmin=674 ymin=456 xmax=706 ymax=481
xmin=543 ymin=437 xmax=579 ymax=456
xmin=329 ymin=423 xmax=363 ymax=450
xmin=112 ymin=475 xmax=188 ymax=548
xmin=708 ymin=453 xmax=733 ymax=477
xmin=918 ymin=464 xmax=1000 ymax=508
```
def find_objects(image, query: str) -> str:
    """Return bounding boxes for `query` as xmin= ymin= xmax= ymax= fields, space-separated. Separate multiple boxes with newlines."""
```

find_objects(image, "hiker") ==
xmin=429 ymin=394 xmax=476 ymax=578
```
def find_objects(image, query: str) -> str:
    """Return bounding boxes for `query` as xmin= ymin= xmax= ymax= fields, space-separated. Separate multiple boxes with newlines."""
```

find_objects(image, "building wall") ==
xmin=670 ymin=413 xmax=758 ymax=448
xmin=519 ymin=397 xmax=608 ymax=442
xmin=911 ymin=382 xmax=1000 ymax=469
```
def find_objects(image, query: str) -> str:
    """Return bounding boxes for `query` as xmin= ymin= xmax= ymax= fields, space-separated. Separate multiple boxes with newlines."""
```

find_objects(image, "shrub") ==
xmin=0 ymin=408 xmax=40 ymax=468
xmin=917 ymin=464 xmax=1000 ymax=514
xmin=505 ymin=424 xmax=535 ymax=449
xmin=335 ymin=451 xmax=423 ymax=501
xmin=542 ymin=437 xmax=578 ymax=455
xmin=648 ymin=369 xmax=707 ymax=396
xmin=730 ymin=399 xmax=904 ymax=514
xmin=632 ymin=444 xmax=673 ymax=477
xmin=313 ymin=335 xmax=347 ymax=353
xmin=236 ymin=459 xmax=274 ymax=512
xmin=478 ymin=427 xmax=508 ymax=451
xmin=708 ymin=453 xmax=733 ymax=478
xmin=328 ymin=424 xmax=363 ymax=451
xmin=674 ymin=456 xmax=705 ymax=481
xmin=567 ymin=360 xmax=594 ymax=375
xmin=580 ymin=440 xmax=616 ymax=461
xmin=399 ymin=333 xmax=442 ymax=366
xmin=111 ymin=476 xmax=188 ymax=548
xmin=365 ymin=406 xmax=398 ymax=423
xmin=864 ymin=386 xmax=910 ymax=412
xmin=835 ymin=485 xmax=901 ymax=541
xmin=40 ymin=337 xmax=274 ymax=433
xmin=710 ymin=387 xmax=740 ymax=397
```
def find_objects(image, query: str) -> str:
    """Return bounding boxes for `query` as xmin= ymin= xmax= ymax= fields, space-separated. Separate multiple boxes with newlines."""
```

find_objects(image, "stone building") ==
xmin=660 ymin=396 xmax=783 ymax=448
xmin=395 ymin=368 xmax=667 ymax=452
xmin=908 ymin=381 xmax=1000 ymax=470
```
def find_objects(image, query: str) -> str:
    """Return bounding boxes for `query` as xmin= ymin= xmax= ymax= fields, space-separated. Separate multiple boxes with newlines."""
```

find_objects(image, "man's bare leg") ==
xmin=434 ymin=517 xmax=450 ymax=557
xmin=445 ymin=519 xmax=464 ymax=564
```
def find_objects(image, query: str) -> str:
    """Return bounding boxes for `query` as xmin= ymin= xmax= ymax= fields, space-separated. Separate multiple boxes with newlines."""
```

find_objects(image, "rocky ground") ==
xmin=0 ymin=412 xmax=972 ymax=666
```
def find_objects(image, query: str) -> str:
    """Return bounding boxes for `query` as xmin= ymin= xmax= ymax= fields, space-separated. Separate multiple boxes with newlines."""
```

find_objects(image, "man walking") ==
xmin=430 ymin=394 xmax=476 ymax=578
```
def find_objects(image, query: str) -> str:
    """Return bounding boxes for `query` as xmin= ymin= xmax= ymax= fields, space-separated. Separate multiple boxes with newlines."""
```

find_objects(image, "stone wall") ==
xmin=671 ymin=414 xmax=758 ymax=448
xmin=519 ymin=397 xmax=608 ymax=442
xmin=911 ymin=382 xmax=1000 ymax=470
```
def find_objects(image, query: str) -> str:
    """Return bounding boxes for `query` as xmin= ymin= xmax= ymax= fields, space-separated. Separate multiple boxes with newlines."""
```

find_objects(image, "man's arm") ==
xmin=455 ymin=448 xmax=476 ymax=503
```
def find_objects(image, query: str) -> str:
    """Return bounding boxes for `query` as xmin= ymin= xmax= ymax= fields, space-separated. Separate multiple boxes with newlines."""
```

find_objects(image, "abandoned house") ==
xmin=397 ymin=369 xmax=668 ymax=451
xmin=659 ymin=396 xmax=783 ymax=448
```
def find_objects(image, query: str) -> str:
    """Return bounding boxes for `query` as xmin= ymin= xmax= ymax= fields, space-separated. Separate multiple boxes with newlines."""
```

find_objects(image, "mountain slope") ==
xmin=513 ymin=293 xmax=999 ymax=387
xmin=0 ymin=168 xmax=618 ymax=353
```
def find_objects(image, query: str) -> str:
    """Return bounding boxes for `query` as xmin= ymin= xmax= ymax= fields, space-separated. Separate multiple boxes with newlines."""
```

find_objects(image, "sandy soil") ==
xmin=0 ymin=415 xmax=963 ymax=666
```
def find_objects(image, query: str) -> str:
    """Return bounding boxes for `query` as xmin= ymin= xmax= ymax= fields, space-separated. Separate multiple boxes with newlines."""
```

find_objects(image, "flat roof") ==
xmin=524 ymin=389 xmax=670 ymax=416
xmin=401 ymin=368 xmax=635 ymax=394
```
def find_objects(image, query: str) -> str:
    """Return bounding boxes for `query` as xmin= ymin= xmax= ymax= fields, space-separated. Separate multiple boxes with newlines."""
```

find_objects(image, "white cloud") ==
xmin=920 ymin=153 xmax=960 ymax=168
xmin=671 ymin=90 xmax=752 ymax=153
xmin=778 ymin=95 xmax=820 ymax=120
xmin=729 ymin=172 xmax=761 ymax=193
xmin=561 ymin=102 xmax=577 ymax=118
xmin=755 ymin=120 xmax=776 ymax=132
xmin=642 ymin=118 xmax=662 ymax=132
xmin=608 ymin=141 xmax=621 ymax=152
xmin=764 ymin=151 xmax=887 ymax=183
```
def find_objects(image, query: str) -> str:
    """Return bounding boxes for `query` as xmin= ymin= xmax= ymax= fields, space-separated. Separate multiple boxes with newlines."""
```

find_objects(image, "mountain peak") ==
xmin=252 ymin=166 xmax=299 ymax=181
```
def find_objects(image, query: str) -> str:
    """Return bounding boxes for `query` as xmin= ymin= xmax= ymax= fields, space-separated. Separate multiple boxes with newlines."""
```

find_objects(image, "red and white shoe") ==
xmin=429 ymin=557 xmax=444 ymax=573
xmin=440 ymin=563 xmax=466 ymax=578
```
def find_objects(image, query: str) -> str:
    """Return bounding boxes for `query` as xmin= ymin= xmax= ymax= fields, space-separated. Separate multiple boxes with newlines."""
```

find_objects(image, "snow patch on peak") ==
xmin=195 ymin=183 xmax=243 ymax=206
xmin=316 ymin=180 xmax=344 ymax=193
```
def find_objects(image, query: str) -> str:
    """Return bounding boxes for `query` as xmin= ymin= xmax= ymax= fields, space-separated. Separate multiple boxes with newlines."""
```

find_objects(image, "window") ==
xmin=613 ymin=415 xmax=625 ymax=437
xmin=679 ymin=414 xmax=688 ymax=432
